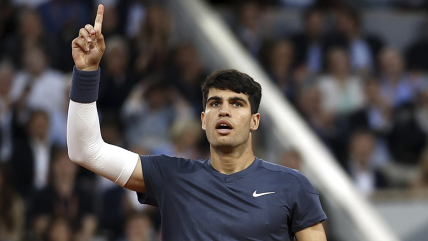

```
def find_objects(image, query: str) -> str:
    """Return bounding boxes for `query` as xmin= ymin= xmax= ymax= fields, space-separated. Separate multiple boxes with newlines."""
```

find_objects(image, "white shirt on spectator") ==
xmin=11 ymin=69 xmax=65 ymax=115
xmin=318 ymin=75 xmax=365 ymax=115
xmin=31 ymin=138 xmax=51 ymax=190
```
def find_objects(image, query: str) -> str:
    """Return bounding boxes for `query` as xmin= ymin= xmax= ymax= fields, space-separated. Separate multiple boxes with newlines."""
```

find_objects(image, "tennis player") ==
xmin=68 ymin=5 xmax=327 ymax=241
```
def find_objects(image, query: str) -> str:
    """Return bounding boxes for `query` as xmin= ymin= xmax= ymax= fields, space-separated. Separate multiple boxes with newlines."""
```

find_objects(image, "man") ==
xmin=68 ymin=5 xmax=327 ymax=240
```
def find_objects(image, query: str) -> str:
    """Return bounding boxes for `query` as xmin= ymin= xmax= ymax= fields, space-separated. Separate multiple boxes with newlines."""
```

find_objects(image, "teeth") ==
xmin=221 ymin=124 xmax=226 ymax=126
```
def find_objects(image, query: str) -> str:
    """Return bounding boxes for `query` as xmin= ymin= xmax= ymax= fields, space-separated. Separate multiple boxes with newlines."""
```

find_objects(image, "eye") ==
xmin=211 ymin=101 xmax=220 ymax=107
xmin=232 ymin=102 xmax=243 ymax=107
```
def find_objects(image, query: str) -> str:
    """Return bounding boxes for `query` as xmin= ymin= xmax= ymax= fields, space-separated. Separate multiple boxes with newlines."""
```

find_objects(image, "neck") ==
xmin=209 ymin=137 xmax=255 ymax=175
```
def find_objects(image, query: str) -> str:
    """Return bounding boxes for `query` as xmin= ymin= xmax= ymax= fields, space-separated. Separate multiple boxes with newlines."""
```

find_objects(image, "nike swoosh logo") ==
xmin=253 ymin=190 xmax=275 ymax=197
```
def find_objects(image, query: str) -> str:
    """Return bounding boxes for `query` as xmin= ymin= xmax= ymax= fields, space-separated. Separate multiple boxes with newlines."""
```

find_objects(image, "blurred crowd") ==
xmin=1 ymin=0 xmax=428 ymax=240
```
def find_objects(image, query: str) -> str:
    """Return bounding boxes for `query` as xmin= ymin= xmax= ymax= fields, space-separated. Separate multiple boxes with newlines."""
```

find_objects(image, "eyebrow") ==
xmin=206 ymin=96 xmax=248 ymax=105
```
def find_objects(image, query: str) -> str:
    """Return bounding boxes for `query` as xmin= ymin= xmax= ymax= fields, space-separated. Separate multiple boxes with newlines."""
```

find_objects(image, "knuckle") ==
xmin=85 ymin=24 xmax=92 ymax=29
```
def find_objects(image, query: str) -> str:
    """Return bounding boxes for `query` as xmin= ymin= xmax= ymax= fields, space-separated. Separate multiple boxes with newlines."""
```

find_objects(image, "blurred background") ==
xmin=1 ymin=0 xmax=428 ymax=240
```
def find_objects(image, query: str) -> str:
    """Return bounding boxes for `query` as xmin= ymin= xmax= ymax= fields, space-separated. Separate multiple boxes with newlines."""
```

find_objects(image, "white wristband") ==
xmin=67 ymin=100 xmax=139 ymax=186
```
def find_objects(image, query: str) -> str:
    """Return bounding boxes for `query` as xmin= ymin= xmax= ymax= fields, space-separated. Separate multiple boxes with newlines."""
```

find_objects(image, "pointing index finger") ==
xmin=94 ymin=4 xmax=104 ymax=33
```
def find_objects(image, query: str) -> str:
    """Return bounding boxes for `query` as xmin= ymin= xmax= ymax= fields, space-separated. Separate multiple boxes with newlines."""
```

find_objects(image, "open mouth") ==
xmin=215 ymin=120 xmax=233 ymax=134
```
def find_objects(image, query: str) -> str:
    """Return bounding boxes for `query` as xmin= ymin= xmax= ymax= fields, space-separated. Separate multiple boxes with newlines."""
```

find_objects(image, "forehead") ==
xmin=207 ymin=88 xmax=249 ymax=101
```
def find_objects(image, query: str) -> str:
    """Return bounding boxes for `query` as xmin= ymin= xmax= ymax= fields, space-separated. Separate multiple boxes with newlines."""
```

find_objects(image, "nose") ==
xmin=218 ymin=108 xmax=231 ymax=117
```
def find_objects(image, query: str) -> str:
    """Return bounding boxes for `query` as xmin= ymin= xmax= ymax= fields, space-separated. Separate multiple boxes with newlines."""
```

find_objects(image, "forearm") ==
xmin=67 ymin=67 xmax=139 ymax=186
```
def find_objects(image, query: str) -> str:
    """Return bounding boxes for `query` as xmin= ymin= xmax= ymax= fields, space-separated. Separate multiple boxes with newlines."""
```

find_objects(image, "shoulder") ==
xmin=141 ymin=154 xmax=207 ymax=168
xmin=258 ymin=159 xmax=319 ymax=195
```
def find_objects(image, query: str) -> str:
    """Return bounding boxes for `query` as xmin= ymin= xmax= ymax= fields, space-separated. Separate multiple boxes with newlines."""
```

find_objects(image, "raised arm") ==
xmin=68 ymin=4 xmax=144 ymax=192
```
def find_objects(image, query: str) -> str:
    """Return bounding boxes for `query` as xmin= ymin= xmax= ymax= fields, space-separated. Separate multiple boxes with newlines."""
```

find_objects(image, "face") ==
xmin=201 ymin=88 xmax=260 ymax=151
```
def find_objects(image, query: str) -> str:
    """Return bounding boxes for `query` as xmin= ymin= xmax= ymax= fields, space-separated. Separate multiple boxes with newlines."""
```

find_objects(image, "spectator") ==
xmin=0 ymin=61 xmax=15 ymax=162
xmin=266 ymin=40 xmax=298 ymax=105
xmin=37 ymin=0 xmax=92 ymax=71
xmin=28 ymin=148 xmax=97 ymax=241
xmin=234 ymin=0 xmax=265 ymax=57
xmin=10 ymin=110 xmax=53 ymax=199
xmin=10 ymin=45 xmax=65 ymax=116
xmin=2 ymin=8 xmax=56 ymax=69
xmin=0 ymin=164 xmax=24 ymax=241
xmin=406 ymin=18 xmax=428 ymax=72
xmin=347 ymin=130 xmax=389 ymax=196
xmin=166 ymin=43 xmax=208 ymax=114
xmin=152 ymin=118 xmax=206 ymax=159
xmin=379 ymin=47 xmax=426 ymax=107
xmin=317 ymin=47 xmax=365 ymax=115
xmin=124 ymin=212 xmax=155 ymax=241
xmin=290 ymin=7 xmax=326 ymax=74
xmin=132 ymin=4 xmax=171 ymax=77
xmin=121 ymin=79 xmax=193 ymax=152
xmin=297 ymin=84 xmax=348 ymax=163
xmin=279 ymin=149 xmax=302 ymax=170
xmin=46 ymin=216 xmax=74 ymax=241
xmin=98 ymin=36 xmax=137 ymax=116
xmin=324 ymin=8 xmax=384 ymax=75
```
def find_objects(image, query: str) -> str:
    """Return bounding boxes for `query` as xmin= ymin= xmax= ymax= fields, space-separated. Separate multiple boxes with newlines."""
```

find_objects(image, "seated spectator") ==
xmin=10 ymin=45 xmax=65 ymax=116
xmin=0 ymin=164 xmax=24 ymax=241
xmin=37 ymin=0 xmax=92 ymax=71
xmin=347 ymin=130 xmax=389 ymax=196
xmin=152 ymin=118 xmax=206 ymax=159
xmin=379 ymin=47 xmax=426 ymax=107
xmin=324 ymin=8 xmax=384 ymax=75
xmin=2 ymin=9 xmax=57 ymax=69
xmin=121 ymin=78 xmax=193 ymax=152
xmin=166 ymin=42 xmax=208 ymax=114
xmin=46 ymin=216 xmax=74 ymax=241
xmin=233 ymin=0 xmax=265 ymax=57
xmin=290 ymin=7 xmax=326 ymax=74
xmin=0 ymin=61 xmax=15 ymax=162
xmin=317 ymin=47 xmax=365 ymax=115
xmin=123 ymin=212 xmax=155 ymax=241
xmin=28 ymin=148 xmax=97 ymax=241
xmin=266 ymin=40 xmax=298 ymax=105
xmin=10 ymin=110 xmax=53 ymax=199
xmin=297 ymin=84 xmax=348 ymax=164
xmin=98 ymin=36 xmax=137 ymax=116
xmin=279 ymin=149 xmax=301 ymax=171
xmin=132 ymin=4 xmax=171 ymax=77
xmin=406 ymin=19 xmax=428 ymax=72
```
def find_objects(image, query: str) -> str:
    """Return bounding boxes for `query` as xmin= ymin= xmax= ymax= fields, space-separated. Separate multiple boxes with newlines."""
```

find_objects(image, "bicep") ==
xmin=124 ymin=157 xmax=145 ymax=193
xmin=295 ymin=222 xmax=326 ymax=241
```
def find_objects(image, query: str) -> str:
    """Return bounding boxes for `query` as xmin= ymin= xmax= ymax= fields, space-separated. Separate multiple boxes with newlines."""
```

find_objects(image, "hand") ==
xmin=71 ymin=4 xmax=106 ymax=71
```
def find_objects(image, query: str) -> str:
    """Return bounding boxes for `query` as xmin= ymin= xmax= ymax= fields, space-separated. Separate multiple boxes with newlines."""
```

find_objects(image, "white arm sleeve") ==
xmin=67 ymin=100 xmax=139 ymax=186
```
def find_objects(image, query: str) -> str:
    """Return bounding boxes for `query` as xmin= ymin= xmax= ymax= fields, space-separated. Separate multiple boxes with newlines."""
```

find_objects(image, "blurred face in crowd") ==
xmin=53 ymin=150 xmax=78 ymax=181
xmin=24 ymin=47 xmax=48 ymax=76
xmin=28 ymin=111 xmax=49 ymax=141
xmin=102 ymin=6 xmax=119 ymax=35
xmin=202 ymin=88 xmax=259 ymax=151
xmin=328 ymin=48 xmax=349 ymax=77
xmin=280 ymin=150 xmax=301 ymax=170
xmin=0 ymin=64 xmax=13 ymax=97
xmin=48 ymin=217 xmax=72 ymax=241
xmin=126 ymin=214 xmax=153 ymax=241
xmin=270 ymin=41 xmax=294 ymax=71
xmin=175 ymin=44 xmax=199 ymax=71
xmin=19 ymin=9 xmax=43 ymax=39
xmin=365 ymin=80 xmax=381 ymax=104
xmin=105 ymin=38 xmax=129 ymax=75
xmin=145 ymin=5 xmax=169 ymax=33
xmin=239 ymin=1 xmax=261 ymax=30
xmin=299 ymin=85 xmax=322 ymax=115
xmin=379 ymin=48 xmax=404 ymax=77
xmin=336 ymin=11 xmax=359 ymax=37
xmin=350 ymin=132 xmax=375 ymax=168
xmin=305 ymin=10 xmax=325 ymax=39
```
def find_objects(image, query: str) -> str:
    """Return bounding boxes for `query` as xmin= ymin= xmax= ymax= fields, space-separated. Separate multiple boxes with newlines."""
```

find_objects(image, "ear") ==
xmin=201 ymin=111 xmax=206 ymax=130
xmin=250 ymin=113 xmax=260 ymax=131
